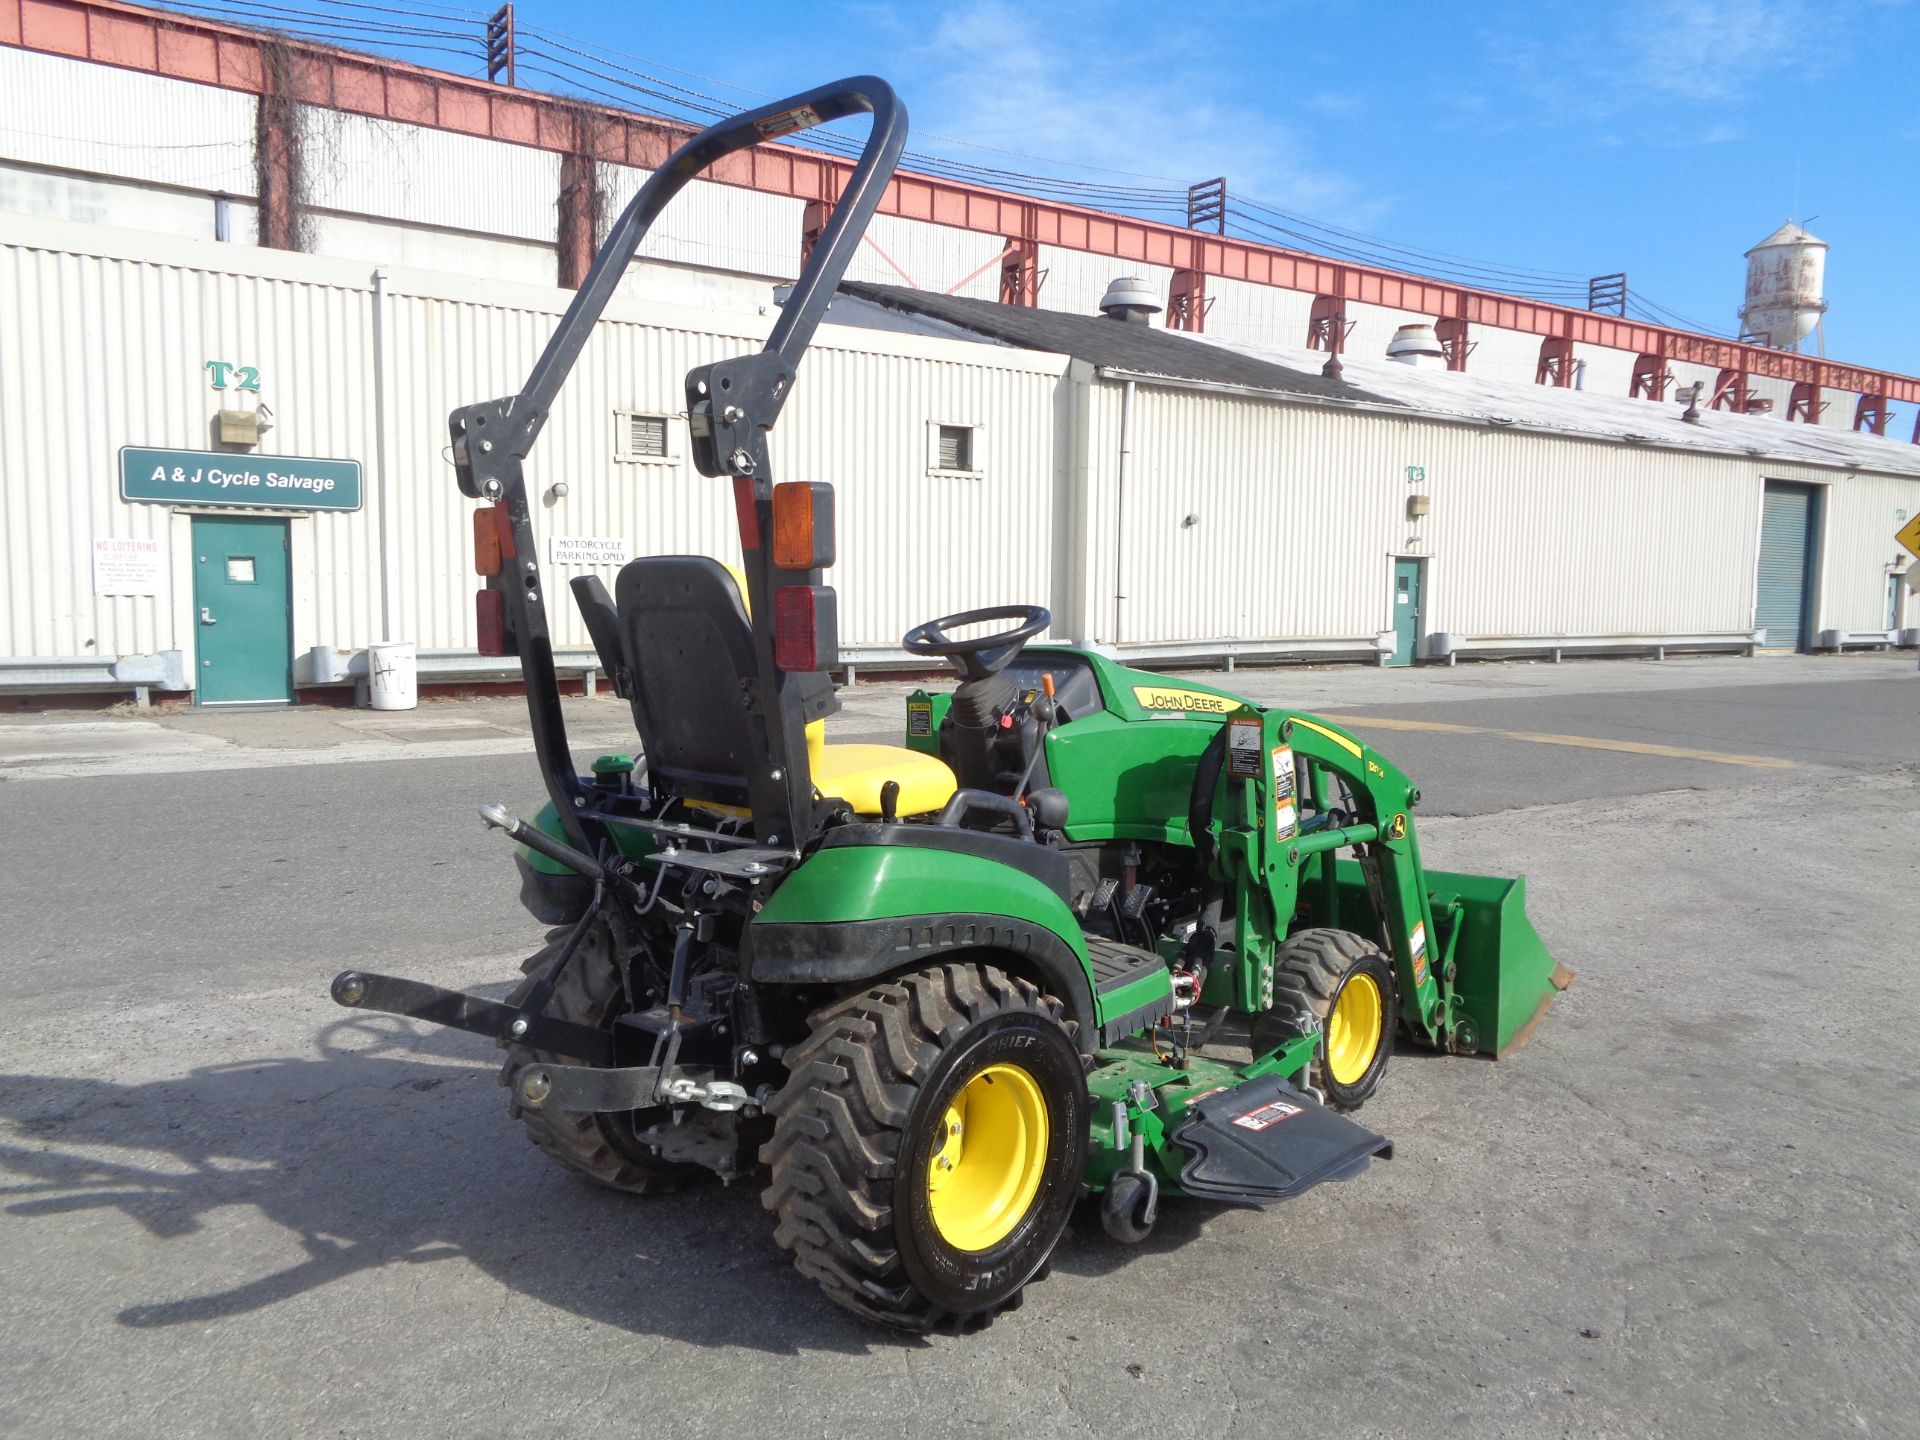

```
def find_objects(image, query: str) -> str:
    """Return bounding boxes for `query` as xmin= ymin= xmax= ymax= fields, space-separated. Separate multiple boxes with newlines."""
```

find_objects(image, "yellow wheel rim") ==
xmin=1325 ymin=972 xmax=1383 ymax=1087
xmin=926 ymin=1062 xmax=1050 ymax=1252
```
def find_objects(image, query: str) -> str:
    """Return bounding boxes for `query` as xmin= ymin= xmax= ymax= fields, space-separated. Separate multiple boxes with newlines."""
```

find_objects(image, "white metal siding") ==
xmin=843 ymin=214 xmax=1005 ymax=298
xmin=0 ymin=238 xmax=375 ymax=660
xmin=601 ymin=162 xmax=804 ymax=280
xmin=0 ymin=220 xmax=1065 ymax=669
xmin=1080 ymin=379 xmax=1786 ymax=647
xmin=1817 ymin=470 xmax=1920 ymax=630
xmin=0 ymin=48 xmax=255 ymax=196
xmin=6 ymin=216 xmax=1917 ymax=684
xmin=301 ymin=110 xmax=560 ymax=244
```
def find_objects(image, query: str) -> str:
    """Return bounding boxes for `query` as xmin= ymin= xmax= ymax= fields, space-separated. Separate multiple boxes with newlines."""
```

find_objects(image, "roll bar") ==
xmin=448 ymin=78 xmax=907 ymax=853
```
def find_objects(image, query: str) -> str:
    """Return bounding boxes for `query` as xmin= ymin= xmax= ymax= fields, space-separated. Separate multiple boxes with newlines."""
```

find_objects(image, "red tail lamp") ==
xmin=476 ymin=587 xmax=508 ymax=657
xmin=773 ymin=585 xmax=839 ymax=672
xmin=771 ymin=482 xmax=835 ymax=570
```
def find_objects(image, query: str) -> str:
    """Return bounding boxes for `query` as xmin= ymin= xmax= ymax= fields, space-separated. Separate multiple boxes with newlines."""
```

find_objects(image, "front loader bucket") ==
xmin=1424 ymin=869 xmax=1572 ymax=1057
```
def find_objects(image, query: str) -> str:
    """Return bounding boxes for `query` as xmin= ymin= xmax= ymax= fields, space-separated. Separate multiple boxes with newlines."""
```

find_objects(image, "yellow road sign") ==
xmin=1898 ymin=512 xmax=1920 ymax=562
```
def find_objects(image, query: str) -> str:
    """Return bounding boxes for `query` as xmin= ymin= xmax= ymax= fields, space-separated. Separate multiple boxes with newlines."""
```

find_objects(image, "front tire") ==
xmin=1253 ymin=928 xmax=1396 ymax=1111
xmin=761 ymin=962 xmax=1087 ymax=1332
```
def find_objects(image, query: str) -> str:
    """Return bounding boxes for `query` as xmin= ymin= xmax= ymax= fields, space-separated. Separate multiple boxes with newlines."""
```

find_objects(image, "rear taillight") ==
xmin=476 ymin=588 xmax=508 ymax=656
xmin=773 ymin=585 xmax=839 ymax=672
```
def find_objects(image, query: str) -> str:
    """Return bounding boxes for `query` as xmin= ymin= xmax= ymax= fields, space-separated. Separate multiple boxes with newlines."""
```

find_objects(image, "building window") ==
xmin=932 ymin=422 xmax=977 ymax=474
xmin=615 ymin=410 xmax=673 ymax=462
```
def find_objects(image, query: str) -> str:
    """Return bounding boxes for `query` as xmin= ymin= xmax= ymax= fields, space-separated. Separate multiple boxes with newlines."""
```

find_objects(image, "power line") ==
xmin=1230 ymin=195 xmax=1593 ymax=285
xmin=145 ymin=0 xmax=1736 ymax=341
xmin=1223 ymin=207 xmax=1592 ymax=301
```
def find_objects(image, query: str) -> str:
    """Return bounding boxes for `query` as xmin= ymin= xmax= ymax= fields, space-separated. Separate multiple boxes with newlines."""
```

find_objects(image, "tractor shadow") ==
xmin=0 ymin=1013 xmax=909 ymax=1357
xmin=0 ymin=1012 xmax=1273 ymax=1352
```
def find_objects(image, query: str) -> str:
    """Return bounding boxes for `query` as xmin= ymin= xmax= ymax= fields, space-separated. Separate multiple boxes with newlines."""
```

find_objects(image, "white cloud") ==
xmin=876 ymin=0 xmax=1386 ymax=227
xmin=1616 ymin=0 xmax=1824 ymax=101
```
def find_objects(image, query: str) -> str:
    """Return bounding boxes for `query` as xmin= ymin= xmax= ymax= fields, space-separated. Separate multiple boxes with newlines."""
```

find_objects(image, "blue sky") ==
xmin=195 ymin=0 xmax=1920 ymax=377
xmin=533 ymin=0 xmax=1919 ymax=376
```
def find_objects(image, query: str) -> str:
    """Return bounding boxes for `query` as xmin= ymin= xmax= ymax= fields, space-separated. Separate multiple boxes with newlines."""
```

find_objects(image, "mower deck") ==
xmin=1169 ymin=1073 xmax=1391 ymax=1206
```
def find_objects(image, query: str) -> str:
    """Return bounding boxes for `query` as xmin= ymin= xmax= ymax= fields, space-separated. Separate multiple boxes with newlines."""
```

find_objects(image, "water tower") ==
xmin=1738 ymin=221 xmax=1828 ymax=353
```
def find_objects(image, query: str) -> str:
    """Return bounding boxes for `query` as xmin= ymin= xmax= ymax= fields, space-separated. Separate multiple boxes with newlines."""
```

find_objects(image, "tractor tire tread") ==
xmin=1258 ymin=927 xmax=1396 ymax=1112
xmin=498 ymin=925 xmax=698 ymax=1195
xmin=760 ymin=960 xmax=1062 ymax=1333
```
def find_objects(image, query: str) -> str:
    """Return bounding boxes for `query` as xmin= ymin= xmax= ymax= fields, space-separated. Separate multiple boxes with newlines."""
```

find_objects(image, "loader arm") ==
xmin=1199 ymin=706 xmax=1567 ymax=1057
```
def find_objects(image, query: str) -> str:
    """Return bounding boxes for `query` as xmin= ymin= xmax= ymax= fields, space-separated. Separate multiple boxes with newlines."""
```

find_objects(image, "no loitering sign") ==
xmin=120 ymin=446 xmax=362 ymax=512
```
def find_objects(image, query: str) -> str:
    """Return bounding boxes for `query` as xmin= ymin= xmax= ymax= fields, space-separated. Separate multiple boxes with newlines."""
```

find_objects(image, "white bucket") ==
xmin=368 ymin=641 xmax=417 ymax=710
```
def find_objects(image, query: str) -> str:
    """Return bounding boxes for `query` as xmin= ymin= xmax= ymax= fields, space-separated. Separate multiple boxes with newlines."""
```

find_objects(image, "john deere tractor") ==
xmin=330 ymin=78 xmax=1570 ymax=1332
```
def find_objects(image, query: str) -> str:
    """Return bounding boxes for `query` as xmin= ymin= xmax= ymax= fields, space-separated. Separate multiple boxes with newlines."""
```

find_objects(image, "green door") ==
xmin=1755 ymin=482 xmax=1819 ymax=651
xmin=1388 ymin=558 xmax=1423 ymax=667
xmin=192 ymin=515 xmax=293 ymax=705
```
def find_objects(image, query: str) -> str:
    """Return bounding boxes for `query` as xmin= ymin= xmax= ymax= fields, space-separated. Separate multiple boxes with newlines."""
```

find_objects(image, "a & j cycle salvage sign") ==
xmin=119 ymin=446 xmax=363 ymax=512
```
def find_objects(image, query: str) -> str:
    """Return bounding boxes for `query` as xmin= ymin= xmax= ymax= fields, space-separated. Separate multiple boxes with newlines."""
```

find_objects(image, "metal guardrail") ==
xmin=1816 ymin=628 xmax=1913 ymax=651
xmin=303 ymin=647 xmax=606 ymax=697
xmin=1427 ymin=632 xmax=1761 ymax=665
xmin=0 ymin=652 xmax=187 ymax=707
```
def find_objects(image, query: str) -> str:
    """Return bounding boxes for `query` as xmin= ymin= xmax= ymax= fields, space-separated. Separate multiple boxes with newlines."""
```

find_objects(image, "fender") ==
xmin=749 ymin=839 xmax=1098 ymax=1042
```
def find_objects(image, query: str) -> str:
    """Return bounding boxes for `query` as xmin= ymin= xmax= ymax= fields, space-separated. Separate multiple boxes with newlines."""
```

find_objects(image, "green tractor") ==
xmin=330 ymin=78 xmax=1571 ymax=1332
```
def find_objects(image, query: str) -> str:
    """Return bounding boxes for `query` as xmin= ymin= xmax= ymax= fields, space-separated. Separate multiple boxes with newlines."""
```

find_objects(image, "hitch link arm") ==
xmin=512 ymin=1062 xmax=753 ymax=1114
xmin=330 ymin=970 xmax=613 ymax=1066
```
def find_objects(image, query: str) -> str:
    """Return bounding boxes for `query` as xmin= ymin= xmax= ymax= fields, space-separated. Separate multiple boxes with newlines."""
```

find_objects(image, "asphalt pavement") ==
xmin=1 ymin=652 xmax=1916 ymax=1438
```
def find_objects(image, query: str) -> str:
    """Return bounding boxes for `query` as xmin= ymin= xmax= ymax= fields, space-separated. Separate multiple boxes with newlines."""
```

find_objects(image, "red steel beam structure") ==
xmin=6 ymin=0 xmax=1919 ymax=416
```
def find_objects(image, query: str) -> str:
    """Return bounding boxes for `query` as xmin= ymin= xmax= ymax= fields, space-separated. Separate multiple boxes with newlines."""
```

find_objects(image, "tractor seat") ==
xmin=611 ymin=554 xmax=955 ymax=819
xmin=805 ymin=721 xmax=956 ymax=817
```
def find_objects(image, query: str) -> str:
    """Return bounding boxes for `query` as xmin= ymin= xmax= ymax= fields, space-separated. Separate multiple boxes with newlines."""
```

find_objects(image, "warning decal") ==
xmin=1271 ymin=745 xmax=1296 ymax=801
xmin=755 ymin=105 xmax=825 ymax=138
xmin=907 ymin=702 xmax=932 ymax=737
xmin=1410 ymin=920 xmax=1429 ymax=987
xmin=1228 ymin=717 xmax=1262 ymax=777
xmin=1272 ymin=745 xmax=1297 ymax=839
xmin=1231 ymin=1099 xmax=1304 ymax=1132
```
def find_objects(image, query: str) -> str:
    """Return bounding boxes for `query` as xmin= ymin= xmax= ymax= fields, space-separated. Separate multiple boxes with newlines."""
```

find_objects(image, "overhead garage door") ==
xmin=1756 ymin=482 xmax=1819 ymax=651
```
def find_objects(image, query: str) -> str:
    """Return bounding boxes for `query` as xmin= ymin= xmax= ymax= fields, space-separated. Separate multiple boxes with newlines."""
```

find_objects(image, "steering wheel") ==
xmin=902 ymin=605 xmax=1051 ymax=682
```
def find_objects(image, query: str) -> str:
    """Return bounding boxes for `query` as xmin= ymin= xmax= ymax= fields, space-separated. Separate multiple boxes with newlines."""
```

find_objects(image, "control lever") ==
xmin=1011 ymin=672 xmax=1057 ymax=800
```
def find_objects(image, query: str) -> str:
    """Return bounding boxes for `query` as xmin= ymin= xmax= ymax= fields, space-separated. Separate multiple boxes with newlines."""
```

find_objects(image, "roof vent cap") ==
xmin=1386 ymin=322 xmax=1446 ymax=367
xmin=1098 ymin=276 xmax=1162 ymax=324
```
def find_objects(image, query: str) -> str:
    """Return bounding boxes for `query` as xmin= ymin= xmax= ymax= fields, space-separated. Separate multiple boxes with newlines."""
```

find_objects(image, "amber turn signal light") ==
xmin=473 ymin=503 xmax=513 ymax=576
xmin=771 ymin=482 xmax=835 ymax=570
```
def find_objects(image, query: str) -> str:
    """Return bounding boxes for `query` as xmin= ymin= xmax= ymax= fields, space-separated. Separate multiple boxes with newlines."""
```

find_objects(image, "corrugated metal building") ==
xmin=837 ymin=283 xmax=1920 ymax=665
xmin=3 ymin=215 xmax=1918 ymax=705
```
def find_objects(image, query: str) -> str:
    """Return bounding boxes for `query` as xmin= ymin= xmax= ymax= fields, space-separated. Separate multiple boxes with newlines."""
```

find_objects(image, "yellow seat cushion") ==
xmin=807 ymin=720 xmax=956 ymax=817
xmin=710 ymin=562 xmax=954 ymax=817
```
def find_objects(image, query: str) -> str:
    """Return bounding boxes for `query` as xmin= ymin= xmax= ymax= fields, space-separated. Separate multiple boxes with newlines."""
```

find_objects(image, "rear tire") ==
xmin=500 ymin=922 xmax=701 ymax=1194
xmin=761 ymin=962 xmax=1086 ymax=1333
xmin=1253 ymin=928 xmax=1395 ymax=1111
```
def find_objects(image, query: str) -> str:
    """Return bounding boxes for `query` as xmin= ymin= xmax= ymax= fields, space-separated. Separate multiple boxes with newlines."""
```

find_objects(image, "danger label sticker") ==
xmin=1228 ymin=717 xmax=1262 ymax=777
xmin=1410 ymin=920 xmax=1429 ymax=987
xmin=1230 ymin=1099 xmax=1303 ymax=1131
xmin=907 ymin=702 xmax=932 ymax=737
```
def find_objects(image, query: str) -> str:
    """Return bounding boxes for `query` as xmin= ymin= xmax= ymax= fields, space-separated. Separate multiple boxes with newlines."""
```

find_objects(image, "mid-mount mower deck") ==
xmin=329 ymin=77 xmax=1572 ymax=1332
